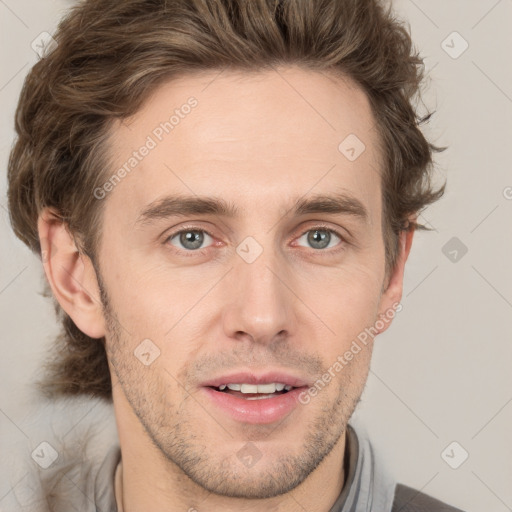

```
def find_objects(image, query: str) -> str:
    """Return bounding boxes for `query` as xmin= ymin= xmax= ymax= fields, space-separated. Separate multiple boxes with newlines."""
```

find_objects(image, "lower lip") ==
xmin=201 ymin=387 xmax=307 ymax=424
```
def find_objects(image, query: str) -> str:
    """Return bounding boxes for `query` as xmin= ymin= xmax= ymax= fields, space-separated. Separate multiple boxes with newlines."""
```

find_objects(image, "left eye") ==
xmin=296 ymin=228 xmax=342 ymax=250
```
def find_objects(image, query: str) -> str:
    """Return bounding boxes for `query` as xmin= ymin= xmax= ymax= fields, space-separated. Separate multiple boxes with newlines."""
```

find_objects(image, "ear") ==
xmin=37 ymin=208 xmax=106 ymax=339
xmin=374 ymin=223 xmax=415 ymax=335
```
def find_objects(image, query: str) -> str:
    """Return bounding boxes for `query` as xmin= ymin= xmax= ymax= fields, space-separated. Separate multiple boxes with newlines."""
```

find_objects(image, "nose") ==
xmin=221 ymin=242 xmax=297 ymax=346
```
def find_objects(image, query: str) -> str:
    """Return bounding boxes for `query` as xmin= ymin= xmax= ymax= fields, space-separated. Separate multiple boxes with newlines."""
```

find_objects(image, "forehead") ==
xmin=103 ymin=66 xmax=383 ymax=225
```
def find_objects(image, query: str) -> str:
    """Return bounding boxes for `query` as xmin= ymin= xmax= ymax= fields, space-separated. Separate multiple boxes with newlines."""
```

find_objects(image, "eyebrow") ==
xmin=135 ymin=192 xmax=369 ymax=227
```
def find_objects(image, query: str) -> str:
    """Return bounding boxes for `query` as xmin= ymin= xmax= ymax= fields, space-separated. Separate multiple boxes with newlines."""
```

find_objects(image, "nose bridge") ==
xmin=223 ymin=235 xmax=294 ymax=343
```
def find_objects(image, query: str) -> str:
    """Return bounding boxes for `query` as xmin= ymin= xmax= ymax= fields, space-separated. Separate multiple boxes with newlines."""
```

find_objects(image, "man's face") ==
xmin=96 ymin=66 xmax=399 ymax=499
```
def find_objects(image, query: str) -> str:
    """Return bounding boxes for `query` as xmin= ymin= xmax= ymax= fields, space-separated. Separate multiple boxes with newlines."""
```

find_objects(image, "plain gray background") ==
xmin=1 ymin=1 xmax=511 ymax=510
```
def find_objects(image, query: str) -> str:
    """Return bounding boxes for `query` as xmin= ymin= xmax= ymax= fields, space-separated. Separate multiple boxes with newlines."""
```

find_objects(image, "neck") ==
xmin=115 ymin=426 xmax=347 ymax=512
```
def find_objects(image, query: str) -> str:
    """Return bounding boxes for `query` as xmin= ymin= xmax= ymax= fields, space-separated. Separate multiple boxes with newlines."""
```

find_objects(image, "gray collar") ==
xmin=328 ymin=422 xmax=396 ymax=512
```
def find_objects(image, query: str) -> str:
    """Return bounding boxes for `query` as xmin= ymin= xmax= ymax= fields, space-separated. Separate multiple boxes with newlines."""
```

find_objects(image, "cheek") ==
xmin=104 ymin=261 xmax=211 ymax=365
xmin=299 ymin=262 xmax=383 ymax=349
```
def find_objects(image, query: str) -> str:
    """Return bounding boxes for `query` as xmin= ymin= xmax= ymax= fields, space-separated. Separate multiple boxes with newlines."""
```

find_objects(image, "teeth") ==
xmin=220 ymin=383 xmax=291 ymax=393
xmin=250 ymin=383 xmax=275 ymax=394
xmin=240 ymin=384 xmax=258 ymax=393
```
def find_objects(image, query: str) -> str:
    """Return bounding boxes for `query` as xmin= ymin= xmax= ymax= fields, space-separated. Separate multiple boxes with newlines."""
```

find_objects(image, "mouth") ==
xmin=206 ymin=382 xmax=298 ymax=400
xmin=200 ymin=371 xmax=310 ymax=424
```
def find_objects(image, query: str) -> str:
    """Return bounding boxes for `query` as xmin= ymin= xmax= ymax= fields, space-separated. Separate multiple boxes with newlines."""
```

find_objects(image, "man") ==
xmin=6 ymin=0 xmax=463 ymax=510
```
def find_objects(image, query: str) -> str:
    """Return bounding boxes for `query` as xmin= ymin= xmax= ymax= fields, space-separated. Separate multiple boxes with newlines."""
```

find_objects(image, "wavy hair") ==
xmin=7 ymin=0 xmax=445 ymax=401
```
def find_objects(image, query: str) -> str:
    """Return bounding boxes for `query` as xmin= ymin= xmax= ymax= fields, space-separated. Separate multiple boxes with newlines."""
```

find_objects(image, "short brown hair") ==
xmin=7 ymin=0 xmax=445 ymax=401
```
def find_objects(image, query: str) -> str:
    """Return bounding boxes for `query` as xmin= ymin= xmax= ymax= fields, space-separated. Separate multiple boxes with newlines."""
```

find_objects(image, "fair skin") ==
xmin=38 ymin=66 xmax=414 ymax=512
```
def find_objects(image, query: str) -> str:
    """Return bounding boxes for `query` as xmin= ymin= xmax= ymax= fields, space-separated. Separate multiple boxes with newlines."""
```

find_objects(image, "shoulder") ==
xmin=392 ymin=483 xmax=466 ymax=512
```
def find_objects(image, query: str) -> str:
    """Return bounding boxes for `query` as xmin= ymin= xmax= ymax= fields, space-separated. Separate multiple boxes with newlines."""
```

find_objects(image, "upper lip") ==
xmin=201 ymin=370 xmax=310 ymax=388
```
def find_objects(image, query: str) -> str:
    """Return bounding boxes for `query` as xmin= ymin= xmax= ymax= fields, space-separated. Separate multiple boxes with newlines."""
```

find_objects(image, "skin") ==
xmin=38 ymin=66 xmax=414 ymax=512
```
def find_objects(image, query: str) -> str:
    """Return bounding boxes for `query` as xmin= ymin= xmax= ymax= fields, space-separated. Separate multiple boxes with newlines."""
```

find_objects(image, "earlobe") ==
xmin=37 ymin=208 xmax=106 ymax=339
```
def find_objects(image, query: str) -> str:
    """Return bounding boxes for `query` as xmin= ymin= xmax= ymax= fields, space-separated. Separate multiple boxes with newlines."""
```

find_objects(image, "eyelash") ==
xmin=164 ymin=224 xmax=347 ymax=257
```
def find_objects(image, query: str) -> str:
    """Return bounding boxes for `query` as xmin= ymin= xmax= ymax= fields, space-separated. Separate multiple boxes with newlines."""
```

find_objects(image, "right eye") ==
xmin=166 ymin=228 xmax=215 ymax=252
